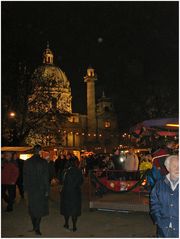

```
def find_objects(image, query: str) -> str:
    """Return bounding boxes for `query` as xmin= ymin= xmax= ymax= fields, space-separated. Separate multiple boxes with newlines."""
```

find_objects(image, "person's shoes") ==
xmin=64 ymin=224 xmax=70 ymax=232
xmin=73 ymin=227 xmax=77 ymax=232
xmin=64 ymin=224 xmax=69 ymax=229
xmin=35 ymin=230 xmax=42 ymax=235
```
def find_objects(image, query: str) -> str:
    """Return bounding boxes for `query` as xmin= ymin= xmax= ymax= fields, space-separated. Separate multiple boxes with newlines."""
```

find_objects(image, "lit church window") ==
xmin=104 ymin=121 xmax=111 ymax=128
xmin=87 ymin=68 xmax=94 ymax=77
xmin=68 ymin=116 xmax=79 ymax=123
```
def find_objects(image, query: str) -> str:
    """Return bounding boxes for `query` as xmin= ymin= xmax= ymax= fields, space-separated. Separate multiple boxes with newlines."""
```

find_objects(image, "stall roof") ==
xmin=1 ymin=146 xmax=33 ymax=152
xmin=131 ymin=118 xmax=178 ymax=130
xmin=131 ymin=118 xmax=178 ymax=132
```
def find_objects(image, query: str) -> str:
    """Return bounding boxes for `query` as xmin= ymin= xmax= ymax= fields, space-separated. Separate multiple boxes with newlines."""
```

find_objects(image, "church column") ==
xmin=65 ymin=132 xmax=68 ymax=147
xmin=84 ymin=66 xmax=97 ymax=132
xmin=73 ymin=132 xmax=75 ymax=147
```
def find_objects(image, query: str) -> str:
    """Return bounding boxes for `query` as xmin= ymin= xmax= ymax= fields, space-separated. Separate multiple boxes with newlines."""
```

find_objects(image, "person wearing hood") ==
xmin=60 ymin=159 xmax=83 ymax=232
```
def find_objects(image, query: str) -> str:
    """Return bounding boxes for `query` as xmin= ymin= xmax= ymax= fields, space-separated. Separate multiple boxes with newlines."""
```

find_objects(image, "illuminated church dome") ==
xmin=29 ymin=43 xmax=72 ymax=113
xmin=34 ymin=65 xmax=71 ymax=90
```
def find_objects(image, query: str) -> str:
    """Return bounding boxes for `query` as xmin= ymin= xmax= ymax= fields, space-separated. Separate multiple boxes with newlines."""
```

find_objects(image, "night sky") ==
xmin=2 ymin=1 xmax=179 ymax=130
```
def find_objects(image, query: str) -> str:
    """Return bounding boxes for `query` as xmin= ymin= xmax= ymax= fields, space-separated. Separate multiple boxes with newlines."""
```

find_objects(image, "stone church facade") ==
xmin=27 ymin=44 xmax=119 ymax=153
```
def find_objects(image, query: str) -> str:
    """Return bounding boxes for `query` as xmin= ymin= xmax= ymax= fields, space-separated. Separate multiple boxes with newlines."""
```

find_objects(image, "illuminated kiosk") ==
xmin=88 ymin=118 xmax=178 ymax=212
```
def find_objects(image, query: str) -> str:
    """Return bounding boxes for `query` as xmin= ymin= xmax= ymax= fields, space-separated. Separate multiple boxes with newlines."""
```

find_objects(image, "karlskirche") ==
xmin=26 ymin=44 xmax=119 ymax=153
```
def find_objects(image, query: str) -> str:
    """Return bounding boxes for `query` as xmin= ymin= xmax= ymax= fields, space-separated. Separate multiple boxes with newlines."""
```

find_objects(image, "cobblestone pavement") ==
xmin=1 ymin=179 xmax=156 ymax=238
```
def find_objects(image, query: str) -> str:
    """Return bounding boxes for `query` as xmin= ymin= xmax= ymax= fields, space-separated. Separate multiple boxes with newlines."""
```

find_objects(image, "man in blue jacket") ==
xmin=150 ymin=155 xmax=179 ymax=238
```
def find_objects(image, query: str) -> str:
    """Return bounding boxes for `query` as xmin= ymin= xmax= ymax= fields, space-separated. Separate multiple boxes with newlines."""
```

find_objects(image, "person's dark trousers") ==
xmin=72 ymin=216 xmax=77 ymax=231
xmin=64 ymin=215 xmax=69 ymax=228
xmin=35 ymin=218 xmax=41 ymax=233
xmin=64 ymin=215 xmax=78 ymax=231
xmin=2 ymin=184 xmax=16 ymax=211
xmin=31 ymin=216 xmax=36 ymax=230
xmin=2 ymin=184 xmax=9 ymax=203
xmin=31 ymin=216 xmax=41 ymax=234
xmin=17 ymin=182 xmax=24 ymax=198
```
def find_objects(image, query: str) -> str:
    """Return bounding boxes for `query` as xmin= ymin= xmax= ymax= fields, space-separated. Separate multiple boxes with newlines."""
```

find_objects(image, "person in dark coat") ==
xmin=54 ymin=155 xmax=67 ymax=182
xmin=2 ymin=151 xmax=19 ymax=212
xmin=150 ymin=155 xmax=179 ymax=238
xmin=13 ymin=152 xmax=24 ymax=198
xmin=60 ymin=159 xmax=83 ymax=232
xmin=23 ymin=145 xmax=49 ymax=235
xmin=44 ymin=154 xmax=56 ymax=184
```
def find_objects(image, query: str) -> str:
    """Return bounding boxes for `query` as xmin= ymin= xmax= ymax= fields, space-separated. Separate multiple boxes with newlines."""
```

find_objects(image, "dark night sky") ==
xmin=2 ymin=1 xmax=179 ymax=130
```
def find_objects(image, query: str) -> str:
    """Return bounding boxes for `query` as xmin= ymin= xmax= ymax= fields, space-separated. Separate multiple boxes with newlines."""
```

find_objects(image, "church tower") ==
xmin=84 ymin=66 xmax=97 ymax=132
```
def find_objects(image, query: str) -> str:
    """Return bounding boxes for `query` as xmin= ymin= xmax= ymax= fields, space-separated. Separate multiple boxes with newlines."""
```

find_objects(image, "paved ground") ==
xmin=1 ymin=178 xmax=156 ymax=238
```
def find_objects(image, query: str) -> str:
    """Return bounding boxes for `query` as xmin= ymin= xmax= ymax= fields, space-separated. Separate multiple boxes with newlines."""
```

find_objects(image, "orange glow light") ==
xmin=9 ymin=112 xmax=16 ymax=117
xmin=166 ymin=124 xmax=179 ymax=127
xmin=141 ymin=179 xmax=147 ymax=186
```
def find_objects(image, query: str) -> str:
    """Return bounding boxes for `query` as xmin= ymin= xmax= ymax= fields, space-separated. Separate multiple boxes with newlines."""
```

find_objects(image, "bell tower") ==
xmin=84 ymin=66 xmax=97 ymax=131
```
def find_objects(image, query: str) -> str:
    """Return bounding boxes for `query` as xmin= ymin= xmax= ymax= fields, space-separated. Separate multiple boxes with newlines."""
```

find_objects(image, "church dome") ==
xmin=34 ymin=64 xmax=71 ymax=89
xmin=32 ymin=42 xmax=70 ymax=88
xmin=30 ymin=43 xmax=72 ymax=113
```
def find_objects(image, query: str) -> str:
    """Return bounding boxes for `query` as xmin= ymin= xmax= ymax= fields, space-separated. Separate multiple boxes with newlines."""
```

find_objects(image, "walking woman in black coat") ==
xmin=60 ymin=159 xmax=83 ymax=231
xmin=23 ymin=145 xmax=49 ymax=235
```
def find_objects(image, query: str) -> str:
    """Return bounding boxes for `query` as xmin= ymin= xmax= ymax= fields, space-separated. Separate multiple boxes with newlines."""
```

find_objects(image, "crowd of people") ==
xmin=1 ymin=139 xmax=179 ymax=237
xmin=1 ymin=147 xmax=83 ymax=235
